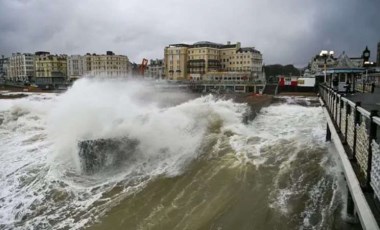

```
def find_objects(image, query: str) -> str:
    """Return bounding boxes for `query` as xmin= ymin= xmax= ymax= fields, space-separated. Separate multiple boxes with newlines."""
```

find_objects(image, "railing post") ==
xmin=344 ymin=103 xmax=349 ymax=144
xmin=352 ymin=102 xmax=361 ymax=161
xmin=338 ymin=98 xmax=342 ymax=130
xmin=347 ymin=185 xmax=355 ymax=216
xmin=326 ymin=123 xmax=331 ymax=142
xmin=366 ymin=110 xmax=379 ymax=189
xmin=333 ymin=93 xmax=336 ymax=120
xmin=334 ymin=93 xmax=338 ymax=122
xmin=371 ymin=83 xmax=375 ymax=94
xmin=329 ymin=89 xmax=333 ymax=113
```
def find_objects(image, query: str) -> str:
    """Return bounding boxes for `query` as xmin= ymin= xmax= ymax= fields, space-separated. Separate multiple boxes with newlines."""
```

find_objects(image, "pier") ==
xmin=319 ymin=84 xmax=380 ymax=229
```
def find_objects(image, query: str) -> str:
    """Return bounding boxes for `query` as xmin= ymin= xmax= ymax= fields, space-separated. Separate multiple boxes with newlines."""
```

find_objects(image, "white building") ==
xmin=308 ymin=49 xmax=366 ymax=75
xmin=7 ymin=53 xmax=35 ymax=82
xmin=147 ymin=59 xmax=165 ymax=79
xmin=67 ymin=55 xmax=87 ymax=80
xmin=85 ymin=51 xmax=130 ymax=77
xmin=308 ymin=53 xmax=337 ymax=75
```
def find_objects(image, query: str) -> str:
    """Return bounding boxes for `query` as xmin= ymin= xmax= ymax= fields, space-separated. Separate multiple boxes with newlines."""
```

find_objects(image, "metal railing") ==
xmin=191 ymin=80 xmax=264 ymax=85
xmin=319 ymin=84 xmax=380 ymax=197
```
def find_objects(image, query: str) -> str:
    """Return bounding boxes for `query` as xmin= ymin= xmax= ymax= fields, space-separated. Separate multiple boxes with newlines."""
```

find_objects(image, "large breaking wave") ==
xmin=0 ymin=79 xmax=248 ymax=229
xmin=0 ymin=79 xmax=352 ymax=229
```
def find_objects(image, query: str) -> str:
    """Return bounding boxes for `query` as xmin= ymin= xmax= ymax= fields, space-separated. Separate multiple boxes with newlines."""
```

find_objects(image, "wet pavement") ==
xmin=346 ymin=86 xmax=380 ymax=112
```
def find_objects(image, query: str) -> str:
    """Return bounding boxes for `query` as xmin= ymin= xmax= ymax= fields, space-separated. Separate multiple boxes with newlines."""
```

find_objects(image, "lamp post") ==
xmin=319 ymin=50 xmax=334 ymax=84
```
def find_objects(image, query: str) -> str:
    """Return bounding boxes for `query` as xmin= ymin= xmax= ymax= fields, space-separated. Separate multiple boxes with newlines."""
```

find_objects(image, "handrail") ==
xmin=320 ymin=98 xmax=379 ymax=230
xmin=374 ymin=117 xmax=380 ymax=126
xmin=357 ymin=106 xmax=372 ymax=118
xmin=319 ymin=84 xmax=380 ymax=230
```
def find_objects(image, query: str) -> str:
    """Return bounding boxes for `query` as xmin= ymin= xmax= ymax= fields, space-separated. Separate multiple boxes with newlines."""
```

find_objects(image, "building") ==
xmin=308 ymin=52 xmax=337 ymax=75
xmin=164 ymin=41 xmax=264 ymax=81
xmin=147 ymin=59 xmax=165 ymax=79
xmin=84 ymin=51 xmax=129 ymax=77
xmin=0 ymin=55 xmax=8 ymax=78
xmin=308 ymin=48 xmax=368 ymax=75
xmin=34 ymin=52 xmax=67 ymax=78
xmin=7 ymin=53 xmax=35 ymax=82
xmin=67 ymin=52 xmax=130 ymax=79
xmin=164 ymin=44 xmax=190 ymax=80
xmin=34 ymin=52 xmax=67 ymax=88
xmin=67 ymin=55 xmax=87 ymax=80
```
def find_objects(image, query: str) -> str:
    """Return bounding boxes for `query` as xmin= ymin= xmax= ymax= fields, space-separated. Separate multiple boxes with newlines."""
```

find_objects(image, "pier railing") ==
xmin=319 ymin=84 xmax=380 ymax=198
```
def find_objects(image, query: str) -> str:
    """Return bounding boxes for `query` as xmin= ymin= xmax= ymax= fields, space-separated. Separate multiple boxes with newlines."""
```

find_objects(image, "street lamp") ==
xmin=319 ymin=50 xmax=334 ymax=84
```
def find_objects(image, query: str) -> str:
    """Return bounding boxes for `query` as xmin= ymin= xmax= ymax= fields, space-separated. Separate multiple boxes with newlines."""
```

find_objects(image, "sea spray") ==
xmin=46 ymin=78 xmax=248 ymax=177
xmin=0 ymin=80 xmax=355 ymax=229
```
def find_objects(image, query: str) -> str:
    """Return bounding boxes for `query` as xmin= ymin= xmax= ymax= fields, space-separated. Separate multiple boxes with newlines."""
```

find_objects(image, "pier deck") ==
xmin=346 ymin=86 xmax=380 ymax=111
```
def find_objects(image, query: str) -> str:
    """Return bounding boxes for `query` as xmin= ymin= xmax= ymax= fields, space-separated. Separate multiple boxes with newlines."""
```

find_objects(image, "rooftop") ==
xmin=168 ymin=41 xmax=244 ymax=50
xmin=237 ymin=47 xmax=261 ymax=54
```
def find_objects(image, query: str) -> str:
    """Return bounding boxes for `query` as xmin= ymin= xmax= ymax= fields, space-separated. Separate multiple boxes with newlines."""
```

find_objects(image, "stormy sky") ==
xmin=0 ymin=0 xmax=379 ymax=67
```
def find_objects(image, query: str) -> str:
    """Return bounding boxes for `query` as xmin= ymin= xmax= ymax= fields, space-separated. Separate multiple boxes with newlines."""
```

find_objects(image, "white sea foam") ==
xmin=0 ymin=78 xmax=248 ymax=229
xmin=0 ymin=82 xmax=345 ymax=229
xmin=227 ymin=102 xmax=327 ymax=168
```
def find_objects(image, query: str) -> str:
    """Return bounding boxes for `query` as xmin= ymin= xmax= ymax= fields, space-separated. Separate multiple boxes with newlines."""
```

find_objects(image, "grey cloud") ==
xmin=0 ymin=0 xmax=379 ymax=66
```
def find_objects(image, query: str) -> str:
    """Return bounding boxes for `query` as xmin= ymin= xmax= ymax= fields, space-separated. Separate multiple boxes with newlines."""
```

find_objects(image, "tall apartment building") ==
xmin=164 ymin=41 xmax=263 ymax=81
xmin=7 ymin=53 xmax=34 ymax=82
xmin=67 ymin=55 xmax=87 ymax=80
xmin=85 ymin=51 xmax=129 ymax=77
xmin=147 ymin=59 xmax=165 ymax=79
xmin=164 ymin=44 xmax=189 ymax=80
xmin=34 ymin=52 xmax=67 ymax=88
xmin=0 ymin=55 xmax=8 ymax=78
xmin=34 ymin=52 xmax=67 ymax=78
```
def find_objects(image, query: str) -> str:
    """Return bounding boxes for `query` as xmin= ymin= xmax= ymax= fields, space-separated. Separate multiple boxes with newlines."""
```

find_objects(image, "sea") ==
xmin=0 ymin=78 xmax=361 ymax=229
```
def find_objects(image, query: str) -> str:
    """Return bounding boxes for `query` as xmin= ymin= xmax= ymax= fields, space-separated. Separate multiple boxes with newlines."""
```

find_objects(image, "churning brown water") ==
xmin=0 ymin=79 xmax=360 ymax=229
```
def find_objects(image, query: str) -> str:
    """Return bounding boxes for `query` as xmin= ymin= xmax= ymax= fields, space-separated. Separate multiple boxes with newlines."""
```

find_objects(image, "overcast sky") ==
xmin=0 ymin=0 xmax=379 ymax=67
